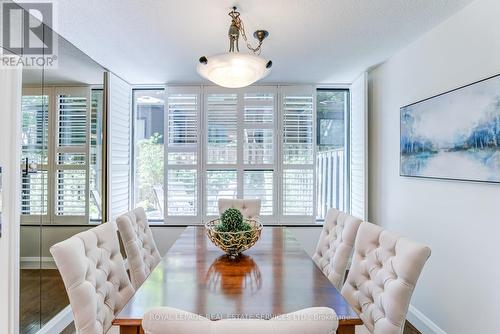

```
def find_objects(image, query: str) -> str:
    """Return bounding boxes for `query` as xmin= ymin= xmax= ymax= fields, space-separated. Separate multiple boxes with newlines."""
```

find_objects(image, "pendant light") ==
xmin=197 ymin=7 xmax=272 ymax=88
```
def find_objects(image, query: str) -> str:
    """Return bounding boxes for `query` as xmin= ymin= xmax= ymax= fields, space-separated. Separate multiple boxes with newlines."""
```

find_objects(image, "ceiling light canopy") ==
xmin=197 ymin=7 xmax=272 ymax=88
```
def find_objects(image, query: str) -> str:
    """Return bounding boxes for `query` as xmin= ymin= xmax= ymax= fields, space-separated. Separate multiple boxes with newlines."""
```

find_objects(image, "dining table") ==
xmin=113 ymin=226 xmax=362 ymax=334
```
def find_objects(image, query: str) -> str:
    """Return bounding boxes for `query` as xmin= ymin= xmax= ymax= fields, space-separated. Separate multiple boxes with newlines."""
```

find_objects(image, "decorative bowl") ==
xmin=205 ymin=218 xmax=263 ymax=258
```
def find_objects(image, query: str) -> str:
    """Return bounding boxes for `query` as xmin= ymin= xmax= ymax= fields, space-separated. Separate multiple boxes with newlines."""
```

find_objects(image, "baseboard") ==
xmin=20 ymin=256 xmax=56 ymax=269
xmin=35 ymin=305 xmax=73 ymax=334
xmin=407 ymin=305 xmax=446 ymax=334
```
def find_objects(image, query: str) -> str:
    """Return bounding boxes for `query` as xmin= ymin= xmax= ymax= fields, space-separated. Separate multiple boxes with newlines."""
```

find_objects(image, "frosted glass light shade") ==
xmin=197 ymin=53 xmax=271 ymax=88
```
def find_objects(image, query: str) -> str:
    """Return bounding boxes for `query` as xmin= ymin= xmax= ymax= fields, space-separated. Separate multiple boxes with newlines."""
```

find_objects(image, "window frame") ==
xmin=164 ymin=86 xmax=202 ymax=224
xmin=20 ymin=87 xmax=51 ymax=223
xmin=202 ymin=86 xmax=278 ymax=223
xmin=132 ymin=86 xmax=167 ymax=223
xmin=132 ymin=85 xmax=352 ymax=225
xmin=316 ymin=86 xmax=351 ymax=219
xmin=20 ymin=86 xmax=92 ymax=225
xmin=279 ymin=85 xmax=317 ymax=223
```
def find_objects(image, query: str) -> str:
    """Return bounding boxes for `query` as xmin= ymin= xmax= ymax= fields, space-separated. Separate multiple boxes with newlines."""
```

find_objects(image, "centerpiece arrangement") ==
xmin=205 ymin=208 xmax=263 ymax=259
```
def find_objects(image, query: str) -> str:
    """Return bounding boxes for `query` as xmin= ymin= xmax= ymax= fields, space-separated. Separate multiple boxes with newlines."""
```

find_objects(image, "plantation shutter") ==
xmin=206 ymin=92 xmax=238 ymax=165
xmin=280 ymin=85 xmax=315 ymax=222
xmin=165 ymin=86 xmax=200 ymax=221
xmin=204 ymin=90 xmax=238 ymax=216
xmin=350 ymin=73 xmax=368 ymax=220
xmin=108 ymin=73 xmax=132 ymax=220
xmin=54 ymin=87 xmax=90 ymax=223
xmin=242 ymin=87 xmax=276 ymax=217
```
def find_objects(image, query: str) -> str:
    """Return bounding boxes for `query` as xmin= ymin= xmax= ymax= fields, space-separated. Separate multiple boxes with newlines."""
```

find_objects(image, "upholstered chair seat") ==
xmin=312 ymin=208 xmax=362 ymax=290
xmin=50 ymin=223 xmax=135 ymax=334
xmin=142 ymin=307 xmax=338 ymax=334
xmin=341 ymin=222 xmax=431 ymax=334
xmin=218 ymin=198 xmax=261 ymax=219
xmin=116 ymin=207 xmax=161 ymax=289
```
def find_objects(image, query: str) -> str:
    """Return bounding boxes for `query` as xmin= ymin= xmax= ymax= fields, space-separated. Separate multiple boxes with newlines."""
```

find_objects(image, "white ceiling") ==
xmin=23 ymin=35 xmax=105 ymax=85
xmin=19 ymin=0 xmax=474 ymax=85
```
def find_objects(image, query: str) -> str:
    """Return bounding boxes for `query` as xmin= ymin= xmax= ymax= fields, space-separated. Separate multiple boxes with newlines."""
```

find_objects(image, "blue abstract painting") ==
xmin=401 ymin=75 xmax=500 ymax=183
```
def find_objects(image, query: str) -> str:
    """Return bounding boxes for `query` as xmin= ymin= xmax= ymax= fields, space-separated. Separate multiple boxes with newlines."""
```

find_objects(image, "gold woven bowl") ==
xmin=205 ymin=219 xmax=263 ymax=258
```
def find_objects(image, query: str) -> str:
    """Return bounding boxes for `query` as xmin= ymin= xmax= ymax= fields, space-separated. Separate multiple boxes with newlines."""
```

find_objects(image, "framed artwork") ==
xmin=400 ymin=74 xmax=500 ymax=183
xmin=0 ymin=166 xmax=2 ymax=237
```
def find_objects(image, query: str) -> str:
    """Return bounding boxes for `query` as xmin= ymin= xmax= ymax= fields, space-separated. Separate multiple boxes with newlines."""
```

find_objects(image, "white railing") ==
xmin=316 ymin=149 xmax=345 ymax=220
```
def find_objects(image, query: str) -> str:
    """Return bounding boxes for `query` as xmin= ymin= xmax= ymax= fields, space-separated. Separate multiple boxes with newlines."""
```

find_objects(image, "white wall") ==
xmin=20 ymin=226 xmax=187 ymax=267
xmin=150 ymin=227 xmax=186 ymax=255
xmin=21 ymin=226 xmax=317 ymax=261
xmin=288 ymin=227 xmax=322 ymax=256
xmin=0 ymin=65 xmax=22 ymax=334
xmin=368 ymin=0 xmax=500 ymax=333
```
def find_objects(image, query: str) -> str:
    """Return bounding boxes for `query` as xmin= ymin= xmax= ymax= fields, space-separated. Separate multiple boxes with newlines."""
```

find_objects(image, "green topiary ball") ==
xmin=214 ymin=223 xmax=229 ymax=233
xmin=220 ymin=208 xmax=244 ymax=231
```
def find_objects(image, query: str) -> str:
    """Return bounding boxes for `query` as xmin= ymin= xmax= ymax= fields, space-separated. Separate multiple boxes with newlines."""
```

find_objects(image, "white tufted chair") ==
xmin=142 ymin=307 xmax=338 ymax=334
xmin=341 ymin=222 xmax=431 ymax=334
xmin=218 ymin=198 xmax=261 ymax=219
xmin=312 ymin=208 xmax=362 ymax=290
xmin=50 ymin=222 xmax=135 ymax=334
xmin=116 ymin=207 xmax=161 ymax=289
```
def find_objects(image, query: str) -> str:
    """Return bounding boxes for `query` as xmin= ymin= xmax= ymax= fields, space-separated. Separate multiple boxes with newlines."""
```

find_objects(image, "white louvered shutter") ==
xmin=280 ymin=86 xmax=315 ymax=222
xmin=166 ymin=87 xmax=200 ymax=219
xmin=202 ymin=87 xmax=278 ymax=220
xmin=206 ymin=92 xmax=238 ymax=165
xmin=350 ymin=73 xmax=368 ymax=220
xmin=54 ymin=87 xmax=90 ymax=223
xmin=242 ymin=88 xmax=276 ymax=217
xmin=108 ymin=73 xmax=132 ymax=220
xmin=204 ymin=90 xmax=238 ymax=216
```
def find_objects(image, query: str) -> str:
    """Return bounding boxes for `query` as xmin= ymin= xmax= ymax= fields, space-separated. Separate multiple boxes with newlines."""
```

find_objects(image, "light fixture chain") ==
xmin=231 ymin=8 xmax=263 ymax=55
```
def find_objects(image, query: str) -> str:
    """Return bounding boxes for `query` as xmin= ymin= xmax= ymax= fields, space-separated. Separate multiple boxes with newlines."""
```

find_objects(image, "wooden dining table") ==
xmin=114 ymin=226 xmax=362 ymax=333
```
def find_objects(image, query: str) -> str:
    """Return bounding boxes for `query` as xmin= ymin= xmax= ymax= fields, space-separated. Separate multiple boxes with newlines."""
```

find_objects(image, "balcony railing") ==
xmin=316 ymin=148 xmax=345 ymax=220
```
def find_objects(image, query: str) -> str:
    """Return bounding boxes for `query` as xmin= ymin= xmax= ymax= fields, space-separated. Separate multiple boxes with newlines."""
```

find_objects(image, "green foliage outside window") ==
xmin=136 ymin=133 xmax=164 ymax=212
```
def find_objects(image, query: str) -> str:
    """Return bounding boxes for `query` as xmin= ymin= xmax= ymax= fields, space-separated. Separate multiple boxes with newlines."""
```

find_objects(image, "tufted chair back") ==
xmin=341 ymin=222 xmax=431 ymax=334
xmin=116 ymin=207 xmax=161 ymax=289
xmin=312 ymin=208 xmax=362 ymax=290
xmin=142 ymin=307 xmax=338 ymax=334
xmin=218 ymin=198 xmax=261 ymax=219
xmin=50 ymin=222 xmax=135 ymax=334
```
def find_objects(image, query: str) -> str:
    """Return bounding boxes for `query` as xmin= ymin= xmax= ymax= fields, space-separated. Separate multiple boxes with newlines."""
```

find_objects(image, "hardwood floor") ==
xmin=20 ymin=269 xmax=69 ymax=334
xmin=404 ymin=321 xmax=421 ymax=334
xmin=20 ymin=269 xmax=422 ymax=334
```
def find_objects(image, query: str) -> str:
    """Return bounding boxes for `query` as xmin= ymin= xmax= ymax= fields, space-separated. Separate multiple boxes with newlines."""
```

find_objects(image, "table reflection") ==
xmin=205 ymin=254 xmax=262 ymax=296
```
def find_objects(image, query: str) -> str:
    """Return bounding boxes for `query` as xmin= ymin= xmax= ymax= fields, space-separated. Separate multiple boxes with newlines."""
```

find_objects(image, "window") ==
xmin=203 ymin=87 xmax=277 ymax=220
xmin=206 ymin=93 xmax=237 ymax=164
xmin=133 ymin=89 xmax=165 ymax=220
xmin=21 ymin=93 xmax=49 ymax=216
xmin=205 ymin=170 xmax=237 ymax=216
xmin=316 ymin=89 xmax=349 ymax=219
xmin=55 ymin=90 xmax=89 ymax=218
xmin=165 ymin=87 xmax=200 ymax=220
xmin=21 ymin=86 xmax=95 ymax=224
xmin=244 ymin=170 xmax=273 ymax=215
xmin=281 ymin=87 xmax=315 ymax=221
xmin=132 ymin=85 xmax=350 ymax=224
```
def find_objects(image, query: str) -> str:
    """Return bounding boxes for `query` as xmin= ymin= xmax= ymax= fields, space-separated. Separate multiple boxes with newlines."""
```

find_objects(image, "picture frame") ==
xmin=400 ymin=74 xmax=500 ymax=183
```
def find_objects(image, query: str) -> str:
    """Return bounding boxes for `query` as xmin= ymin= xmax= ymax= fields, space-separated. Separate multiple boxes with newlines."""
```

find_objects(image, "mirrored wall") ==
xmin=4 ymin=2 xmax=108 ymax=332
